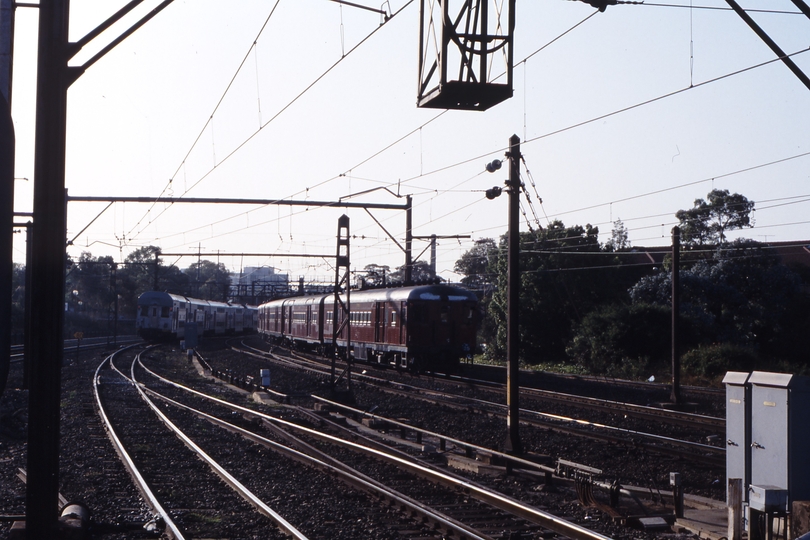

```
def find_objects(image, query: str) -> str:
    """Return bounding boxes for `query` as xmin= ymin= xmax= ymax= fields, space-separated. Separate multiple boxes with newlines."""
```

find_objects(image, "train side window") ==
xmin=440 ymin=306 xmax=449 ymax=323
xmin=390 ymin=310 xmax=396 ymax=326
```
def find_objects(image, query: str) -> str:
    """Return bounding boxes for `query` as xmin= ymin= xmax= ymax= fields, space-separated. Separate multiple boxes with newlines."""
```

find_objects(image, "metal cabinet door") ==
xmin=750 ymin=385 xmax=789 ymax=490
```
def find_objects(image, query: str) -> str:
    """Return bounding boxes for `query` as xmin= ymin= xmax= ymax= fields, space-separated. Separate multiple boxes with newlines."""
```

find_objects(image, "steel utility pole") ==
xmin=27 ymin=1 xmax=72 ymax=536
xmin=412 ymin=234 xmax=472 ymax=278
xmin=27 ymin=2 xmax=177 ymax=535
xmin=671 ymin=226 xmax=681 ymax=405
xmin=505 ymin=134 xmax=522 ymax=455
xmin=0 ymin=0 xmax=14 ymax=399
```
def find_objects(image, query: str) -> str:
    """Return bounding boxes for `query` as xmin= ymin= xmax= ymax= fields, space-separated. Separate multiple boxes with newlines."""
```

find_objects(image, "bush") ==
xmin=681 ymin=343 xmax=758 ymax=383
xmin=566 ymin=303 xmax=674 ymax=378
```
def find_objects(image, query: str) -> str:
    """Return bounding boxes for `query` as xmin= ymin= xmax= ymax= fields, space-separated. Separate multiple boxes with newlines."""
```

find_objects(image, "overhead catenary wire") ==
xmin=127 ymin=1 xmax=282 ymax=239
xmin=127 ymin=1 xmax=415 ymax=244
xmin=622 ymin=2 xmax=805 ymax=15
xmin=120 ymin=4 xmax=587 ymax=247
xmin=90 ymin=4 xmax=810 ymax=278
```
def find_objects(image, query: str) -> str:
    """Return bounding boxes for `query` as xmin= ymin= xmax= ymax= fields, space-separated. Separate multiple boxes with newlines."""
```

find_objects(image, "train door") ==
xmin=146 ymin=304 xmax=160 ymax=330
xmin=374 ymin=302 xmax=385 ymax=343
xmin=385 ymin=302 xmax=401 ymax=345
xmin=172 ymin=300 xmax=183 ymax=335
xmin=434 ymin=303 xmax=453 ymax=346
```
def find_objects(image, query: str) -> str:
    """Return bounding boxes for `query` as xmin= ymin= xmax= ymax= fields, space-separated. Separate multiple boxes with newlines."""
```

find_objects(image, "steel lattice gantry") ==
xmin=418 ymin=0 xmax=515 ymax=111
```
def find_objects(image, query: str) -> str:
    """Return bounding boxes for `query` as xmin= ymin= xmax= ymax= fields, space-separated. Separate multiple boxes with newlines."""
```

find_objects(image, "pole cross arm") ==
xmin=67 ymin=195 xmax=410 ymax=211
xmin=725 ymin=0 xmax=810 ymax=92
xmin=67 ymin=0 xmax=176 ymax=77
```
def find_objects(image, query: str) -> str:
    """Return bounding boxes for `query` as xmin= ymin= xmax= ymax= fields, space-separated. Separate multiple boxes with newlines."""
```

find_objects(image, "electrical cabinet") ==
xmin=723 ymin=371 xmax=751 ymax=503
xmin=748 ymin=371 xmax=810 ymax=506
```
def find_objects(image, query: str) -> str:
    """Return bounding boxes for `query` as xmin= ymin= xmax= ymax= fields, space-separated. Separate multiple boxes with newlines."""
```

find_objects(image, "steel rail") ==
xmin=371 ymin=381 xmax=726 ymax=464
xmin=124 ymin=353 xmax=310 ymax=540
xmin=239 ymin=343 xmax=719 ymax=464
xmin=261 ymin=344 xmax=722 ymax=432
xmin=136 ymin=358 xmax=612 ymax=540
xmin=291 ymin=347 xmax=724 ymax=457
xmin=470 ymin=364 xmax=725 ymax=398
xmin=93 ymin=347 xmax=186 ymax=540
xmin=138 ymin=382 xmax=494 ymax=540
xmin=442 ymin=371 xmax=725 ymax=430
xmin=11 ymin=337 xmax=142 ymax=363
xmin=235 ymin=343 xmax=724 ymax=463
xmin=264 ymin=345 xmax=724 ymax=457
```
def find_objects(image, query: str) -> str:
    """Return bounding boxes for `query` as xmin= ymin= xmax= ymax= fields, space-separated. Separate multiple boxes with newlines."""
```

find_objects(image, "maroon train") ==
xmin=257 ymin=284 xmax=480 ymax=372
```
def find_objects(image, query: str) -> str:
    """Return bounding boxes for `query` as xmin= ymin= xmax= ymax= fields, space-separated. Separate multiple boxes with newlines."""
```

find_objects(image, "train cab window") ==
xmin=161 ymin=307 xmax=170 ymax=317
xmin=440 ymin=306 xmax=449 ymax=323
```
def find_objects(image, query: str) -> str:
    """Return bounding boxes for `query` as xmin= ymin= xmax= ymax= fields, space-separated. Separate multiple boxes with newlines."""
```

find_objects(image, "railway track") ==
xmin=229 ymin=339 xmax=725 ymax=466
xmin=135 ymin=346 xmax=619 ymax=539
xmin=9 ymin=335 xmax=141 ymax=363
xmin=95 ymin=346 xmax=301 ymax=539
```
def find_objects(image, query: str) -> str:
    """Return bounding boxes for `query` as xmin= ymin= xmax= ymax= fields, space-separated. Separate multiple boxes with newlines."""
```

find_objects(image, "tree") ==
xmin=675 ymin=189 xmax=754 ymax=245
xmin=629 ymin=239 xmax=802 ymax=350
xmin=605 ymin=218 xmax=629 ymax=252
xmin=454 ymin=238 xmax=497 ymax=289
xmin=487 ymin=221 xmax=614 ymax=363
xmin=388 ymin=260 xmax=440 ymax=284
xmin=359 ymin=264 xmax=391 ymax=287
xmin=10 ymin=263 xmax=26 ymax=342
xmin=184 ymin=260 xmax=231 ymax=301
xmin=567 ymin=303 xmax=676 ymax=377
xmin=117 ymin=246 xmax=163 ymax=316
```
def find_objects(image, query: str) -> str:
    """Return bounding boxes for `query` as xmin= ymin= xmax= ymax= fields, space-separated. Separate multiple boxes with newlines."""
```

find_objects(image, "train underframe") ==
xmin=263 ymin=333 xmax=462 ymax=373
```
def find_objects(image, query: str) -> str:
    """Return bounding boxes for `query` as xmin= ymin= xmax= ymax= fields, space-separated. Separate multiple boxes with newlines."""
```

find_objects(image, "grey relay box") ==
xmin=749 ymin=485 xmax=788 ymax=512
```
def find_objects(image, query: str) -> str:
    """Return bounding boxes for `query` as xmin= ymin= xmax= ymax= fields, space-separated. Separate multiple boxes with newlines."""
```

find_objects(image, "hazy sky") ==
xmin=10 ymin=0 xmax=810 ymax=282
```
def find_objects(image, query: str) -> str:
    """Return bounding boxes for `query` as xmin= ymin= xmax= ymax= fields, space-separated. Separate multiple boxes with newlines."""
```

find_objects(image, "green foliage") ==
xmin=389 ymin=260 xmax=440 ymax=284
xmin=605 ymin=218 xmax=630 ymax=252
xmin=486 ymin=220 xmax=644 ymax=363
xmin=630 ymin=240 xmax=802 ymax=353
xmin=566 ymin=303 xmax=674 ymax=377
xmin=10 ymin=263 xmax=26 ymax=342
xmin=183 ymin=260 xmax=231 ymax=301
xmin=454 ymin=238 xmax=498 ymax=288
xmin=681 ymin=343 xmax=759 ymax=383
xmin=360 ymin=264 xmax=391 ymax=287
xmin=675 ymin=189 xmax=754 ymax=245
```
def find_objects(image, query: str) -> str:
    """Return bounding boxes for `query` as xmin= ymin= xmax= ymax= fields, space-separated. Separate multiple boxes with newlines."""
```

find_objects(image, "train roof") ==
xmin=348 ymin=284 xmax=478 ymax=302
xmin=258 ymin=284 xmax=477 ymax=309
xmin=137 ymin=291 xmax=189 ymax=306
xmin=137 ymin=291 xmax=254 ymax=309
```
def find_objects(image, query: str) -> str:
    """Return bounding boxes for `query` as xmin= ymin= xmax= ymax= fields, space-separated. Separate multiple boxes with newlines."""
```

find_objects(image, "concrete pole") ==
xmin=505 ymin=134 xmax=522 ymax=455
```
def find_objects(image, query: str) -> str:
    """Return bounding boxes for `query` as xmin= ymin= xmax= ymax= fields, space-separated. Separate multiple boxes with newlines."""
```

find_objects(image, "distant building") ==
xmin=229 ymin=266 xmax=290 ymax=304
